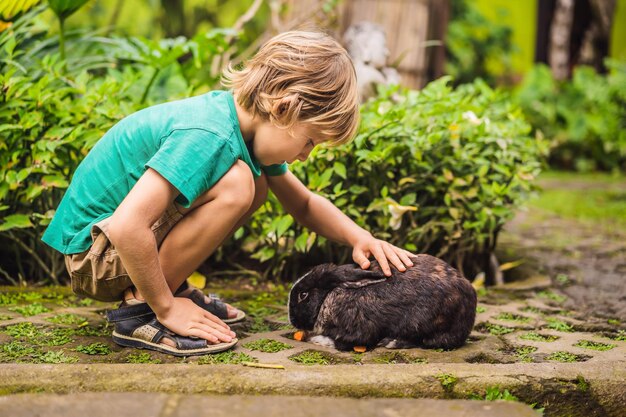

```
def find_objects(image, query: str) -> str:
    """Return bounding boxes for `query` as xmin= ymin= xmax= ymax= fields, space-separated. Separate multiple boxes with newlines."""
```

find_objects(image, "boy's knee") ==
xmin=216 ymin=160 xmax=255 ymax=211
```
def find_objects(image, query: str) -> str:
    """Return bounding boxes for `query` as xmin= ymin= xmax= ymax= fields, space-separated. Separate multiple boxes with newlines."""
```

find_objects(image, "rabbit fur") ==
xmin=288 ymin=254 xmax=477 ymax=351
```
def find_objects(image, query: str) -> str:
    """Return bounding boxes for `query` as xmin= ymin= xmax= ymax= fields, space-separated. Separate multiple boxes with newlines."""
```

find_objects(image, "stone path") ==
xmin=0 ymin=393 xmax=539 ymax=417
xmin=0 ymin=281 xmax=624 ymax=416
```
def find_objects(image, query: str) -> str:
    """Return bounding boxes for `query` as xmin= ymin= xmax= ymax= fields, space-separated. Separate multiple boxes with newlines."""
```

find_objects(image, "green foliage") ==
xmin=237 ymin=79 xmax=545 ymax=280
xmin=516 ymin=61 xmax=626 ymax=172
xmin=446 ymin=0 xmax=515 ymax=85
xmin=74 ymin=342 xmax=111 ymax=355
xmin=436 ymin=373 xmax=458 ymax=392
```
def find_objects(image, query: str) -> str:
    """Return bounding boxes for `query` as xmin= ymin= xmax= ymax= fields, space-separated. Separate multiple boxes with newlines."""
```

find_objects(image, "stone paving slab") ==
xmin=1 ymin=361 xmax=624 ymax=416
xmin=0 ymin=393 xmax=540 ymax=417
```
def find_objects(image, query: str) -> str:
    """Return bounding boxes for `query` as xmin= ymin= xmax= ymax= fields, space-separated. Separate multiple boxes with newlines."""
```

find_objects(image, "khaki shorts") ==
xmin=64 ymin=204 xmax=184 ymax=302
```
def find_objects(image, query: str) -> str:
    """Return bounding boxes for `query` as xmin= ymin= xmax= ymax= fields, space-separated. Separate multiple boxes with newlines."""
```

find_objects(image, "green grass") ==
xmin=242 ymin=338 xmax=293 ymax=353
xmin=519 ymin=306 xmax=542 ymax=315
xmin=0 ymin=291 xmax=66 ymax=306
xmin=607 ymin=319 xmax=620 ymax=326
xmin=476 ymin=322 xmax=516 ymax=335
xmin=519 ymin=332 xmax=558 ymax=342
xmin=196 ymin=351 xmax=256 ymax=365
xmin=470 ymin=385 xmax=519 ymax=401
xmin=289 ymin=350 xmax=333 ymax=365
xmin=545 ymin=318 xmax=574 ymax=332
xmin=8 ymin=303 xmax=50 ymax=317
xmin=574 ymin=340 xmax=616 ymax=351
xmin=74 ymin=343 xmax=111 ymax=355
xmin=35 ymin=350 xmax=79 ymax=364
xmin=514 ymin=345 xmax=537 ymax=362
xmin=546 ymin=351 xmax=580 ymax=362
xmin=536 ymin=291 xmax=567 ymax=304
xmin=1 ymin=322 xmax=74 ymax=347
xmin=495 ymin=312 xmax=531 ymax=323
xmin=371 ymin=352 xmax=427 ymax=364
xmin=126 ymin=352 xmax=162 ymax=364
xmin=528 ymin=171 xmax=626 ymax=228
xmin=46 ymin=314 xmax=89 ymax=326
xmin=0 ymin=341 xmax=40 ymax=362
xmin=476 ymin=306 xmax=487 ymax=313
xmin=612 ymin=330 xmax=626 ymax=341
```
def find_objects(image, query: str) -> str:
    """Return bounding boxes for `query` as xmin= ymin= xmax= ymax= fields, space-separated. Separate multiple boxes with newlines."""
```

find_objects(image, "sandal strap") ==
xmin=106 ymin=302 xmax=154 ymax=323
xmin=144 ymin=318 xmax=208 ymax=350
xmin=187 ymin=288 xmax=228 ymax=319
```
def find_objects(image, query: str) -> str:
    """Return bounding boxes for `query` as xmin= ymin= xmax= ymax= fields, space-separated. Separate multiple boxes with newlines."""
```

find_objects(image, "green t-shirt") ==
xmin=42 ymin=90 xmax=287 ymax=255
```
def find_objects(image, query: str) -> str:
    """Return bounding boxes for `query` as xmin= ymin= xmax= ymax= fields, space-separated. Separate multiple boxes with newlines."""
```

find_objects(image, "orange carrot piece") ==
xmin=293 ymin=331 xmax=304 ymax=341
xmin=353 ymin=346 xmax=366 ymax=353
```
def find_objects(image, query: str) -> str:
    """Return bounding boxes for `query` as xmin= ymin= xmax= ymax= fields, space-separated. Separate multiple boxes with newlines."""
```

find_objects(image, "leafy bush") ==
xmin=0 ymin=7 xmax=230 ymax=284
xmin=232 ymin=78 xmax=546 ymax=282
xmin=516 ymin=61 xmax=626 ymax=172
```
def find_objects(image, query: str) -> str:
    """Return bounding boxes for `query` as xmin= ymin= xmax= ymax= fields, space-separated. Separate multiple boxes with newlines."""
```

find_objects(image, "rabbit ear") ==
xmin=329 ymin=264 xmax=388 ymax=289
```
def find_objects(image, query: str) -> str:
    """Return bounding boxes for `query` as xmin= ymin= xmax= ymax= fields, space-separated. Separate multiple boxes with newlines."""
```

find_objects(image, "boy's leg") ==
xmin=129 ymin=161 xmax=269 ymax=304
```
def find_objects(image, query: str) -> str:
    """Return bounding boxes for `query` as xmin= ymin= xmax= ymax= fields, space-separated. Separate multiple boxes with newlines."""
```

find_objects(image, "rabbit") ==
xmin=288 ymin=254 xmax=477 ymax=351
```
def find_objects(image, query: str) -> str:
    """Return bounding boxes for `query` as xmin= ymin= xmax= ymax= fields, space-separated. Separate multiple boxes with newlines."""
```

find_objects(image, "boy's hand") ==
xmin=352 ymin=234 xmax=415 ymax=277
xmin=156 ymin=298 xmax=236 ymax=344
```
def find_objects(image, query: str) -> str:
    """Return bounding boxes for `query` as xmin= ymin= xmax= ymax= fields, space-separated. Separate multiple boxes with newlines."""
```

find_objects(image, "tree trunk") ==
xmin=578 ymin=0 xmax=616 ymax=72
xmin=549 ymin=0 xmax=575 ymax=80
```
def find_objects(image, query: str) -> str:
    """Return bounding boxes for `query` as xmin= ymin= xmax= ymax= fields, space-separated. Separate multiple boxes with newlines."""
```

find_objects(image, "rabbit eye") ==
xmin=298 ymin=292 xmax=309 ymax=302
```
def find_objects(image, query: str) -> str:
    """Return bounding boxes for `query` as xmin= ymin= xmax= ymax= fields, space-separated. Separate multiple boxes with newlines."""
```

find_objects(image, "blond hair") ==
xmin=222 ymin=31 xmax=359 ymax=146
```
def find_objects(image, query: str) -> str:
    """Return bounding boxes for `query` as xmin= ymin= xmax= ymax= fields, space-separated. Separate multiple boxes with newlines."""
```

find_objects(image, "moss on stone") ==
xmin=242 ymin=338 xmax=293 ymax=353
xmin=545 ymin=318 xmax=574 ymax=332
xmin=196 ymin=351 xmax=256 ymax=365
xmin=537 ymin=290 xmax=567 ymax=303
xmin=35 ymin=350 xmax=79 ymax=364
xmin=514 ymin=345 xmax=537 ymax=363
xmin=546 ymin=351 xmax=583 ymax=362
xmin=519 ymin=332 xmax=559 ymax=342
xmin=288 ymin=350 xmax=336 ymax=365
xmin=125 ymin=352 xmax=163 ymax=364
xmin=495 ymin=312 xmax=531 ymax=323
xmin=475 ymin=322 xmax=516 ymax=335
xmin=371 ymin=351 xmax=427 ymax=364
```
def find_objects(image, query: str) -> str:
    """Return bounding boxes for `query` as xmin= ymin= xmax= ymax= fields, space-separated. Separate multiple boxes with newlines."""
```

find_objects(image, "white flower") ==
xmin=462 ymin=111 xmax=482 ymax=125
xmin=387 ymin=199 xmax=418 ymax=230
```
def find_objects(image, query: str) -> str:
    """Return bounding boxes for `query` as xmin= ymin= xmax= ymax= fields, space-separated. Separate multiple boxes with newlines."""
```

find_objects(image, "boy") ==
xmin=42 ymin=31 xmax=414 ymax=356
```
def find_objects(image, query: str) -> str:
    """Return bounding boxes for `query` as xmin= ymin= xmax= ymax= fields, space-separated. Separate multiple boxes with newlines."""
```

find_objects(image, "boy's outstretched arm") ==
xmin=267 ymin=171 xmax=414 ymax=276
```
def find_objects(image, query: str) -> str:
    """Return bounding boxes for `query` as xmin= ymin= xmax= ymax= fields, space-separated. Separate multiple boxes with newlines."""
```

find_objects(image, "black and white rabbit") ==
xmin=288 ymin=254 xmax=477 ymax=351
